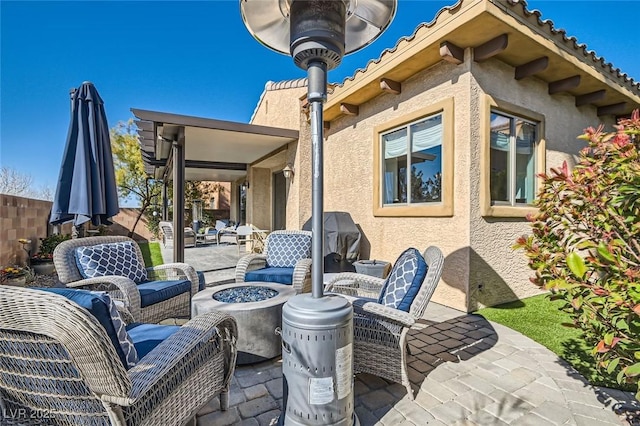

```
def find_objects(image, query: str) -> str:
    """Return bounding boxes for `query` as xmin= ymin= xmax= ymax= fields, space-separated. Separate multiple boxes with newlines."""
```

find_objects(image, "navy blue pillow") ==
xmin=377 ymin=248 xmax=428 ymax=312
xmin=37 ymin=288 xmax=138 ymax=369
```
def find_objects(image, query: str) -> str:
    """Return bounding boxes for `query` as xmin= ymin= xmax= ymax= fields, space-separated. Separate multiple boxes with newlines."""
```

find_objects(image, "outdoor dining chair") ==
xmin=235 ymin=230 xmax=312 ymax=293
xmin=325 ymin=246 xmax=444 ymax=400
xmin=53 ymin=236 xmax=199 ymax=323
xmin=0 ymin=285 xmax=237 ymax=426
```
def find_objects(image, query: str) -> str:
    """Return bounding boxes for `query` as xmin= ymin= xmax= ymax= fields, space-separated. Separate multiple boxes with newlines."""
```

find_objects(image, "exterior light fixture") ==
xmin=282 ymin=164 xmax=294 ymax=180
xmin=241 ymin=1 xmax=396 ymax=425
xmin=241 ymin=180 xmax=249 ymax=191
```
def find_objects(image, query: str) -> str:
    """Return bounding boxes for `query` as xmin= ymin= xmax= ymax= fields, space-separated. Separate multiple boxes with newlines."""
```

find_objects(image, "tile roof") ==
xmin=329 ymin=0 xmax=639 ymax=94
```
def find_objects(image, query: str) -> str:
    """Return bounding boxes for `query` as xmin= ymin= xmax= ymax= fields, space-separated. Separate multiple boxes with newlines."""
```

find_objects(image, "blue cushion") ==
xmin=37 ymin=288 xmax=138 ymax=369
xmin=245 ymin=267 xmax=295 ymax=285
xmin=126 ymin=323 xmax=181 ymax=359
xmin=377 ymin=248 xmax=428 ymax=312
xmin=74 ymin=241 xmax=148 ymax=283
xmin=266 ymin=233 xmax=311 ymax=268
xmin=137 ymin=279 xmax=191 ymax=308
xmin=196 ymin=271 xmax=206 ymax=292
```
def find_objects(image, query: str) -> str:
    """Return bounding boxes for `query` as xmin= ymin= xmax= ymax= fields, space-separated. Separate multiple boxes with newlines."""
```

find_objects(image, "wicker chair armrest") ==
xmin=292 ymin=258 xmax=312 ymax=293
xmin=352 ymin=299 xmax=415 ymax=327
xmin=65 ymin=276 xmax=142 ymax=320
xmin=235 ymin=254 xmax=267 ymax=282
xmin=325 ymin=273 xmax=385 ymax=299
xmin=147 ymin=263 xmax=199 ymax=295
xmin=104 ymin=312 xmax=238 ymax=406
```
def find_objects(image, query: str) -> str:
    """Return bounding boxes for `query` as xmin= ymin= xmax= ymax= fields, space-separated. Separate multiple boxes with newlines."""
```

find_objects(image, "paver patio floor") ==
xmin=165 ymin=244 xmax=639 ymax=425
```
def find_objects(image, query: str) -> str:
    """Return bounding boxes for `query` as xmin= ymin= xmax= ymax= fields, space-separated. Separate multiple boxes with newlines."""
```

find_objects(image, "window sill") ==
xmin=481 ymin=204 xmax=538 ymax=218
xmin=374 ymin=203 xmax=453 ymax=217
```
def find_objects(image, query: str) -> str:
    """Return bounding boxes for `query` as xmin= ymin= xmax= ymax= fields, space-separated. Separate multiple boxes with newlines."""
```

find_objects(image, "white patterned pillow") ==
xmin=378 ymin=248 xmax=428 ymax=312
xmin=75 ymin=241 xmax=148 ymax=283
xmin=266 ymin=233 xmax=312 ymax=268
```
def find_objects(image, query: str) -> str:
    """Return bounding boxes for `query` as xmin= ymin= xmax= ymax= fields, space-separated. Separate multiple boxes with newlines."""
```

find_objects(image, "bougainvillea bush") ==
xmin=515 ymin=111 xmax=640 ymax=397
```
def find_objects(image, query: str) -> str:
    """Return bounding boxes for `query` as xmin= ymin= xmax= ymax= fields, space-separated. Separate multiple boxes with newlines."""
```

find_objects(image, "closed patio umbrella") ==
xmin=50 ymin=81 xmax=119 ymax=228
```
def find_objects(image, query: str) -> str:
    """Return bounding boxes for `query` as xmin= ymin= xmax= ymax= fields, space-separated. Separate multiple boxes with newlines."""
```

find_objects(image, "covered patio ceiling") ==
xmin=131 ymin=108 xmax=299 ymax=182
xmin=131 ymin=108 xmax=299 ymax=263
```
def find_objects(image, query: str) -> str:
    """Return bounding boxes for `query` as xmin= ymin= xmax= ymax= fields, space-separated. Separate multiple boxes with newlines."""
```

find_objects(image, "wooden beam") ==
xmin=515 ymin=56 xmax=549 ymax=80
xmin=548 ymin=75 xmax=581 ymax=94
xmin=473 ymin=34 xmax=508 ymax=62
xmin=380 ymin=78 xmax=401 ymax=94
xmin=597 ymin=102 xmax=627 ymax=116
xmin=440 ymin=41 xmax=464 ymax=65
xmin=135 ymin=120 xmax=153 ymax=131
xmin=138 ymin=130 xmax=154 ymax=140
xmin=323 ymin=121 xmax=331 ymax=131
xmin=575 ymin=89 xmax=606 ymax=107
xmin=340 ymin=103 xmax=359 ymax=116
xmin=300 ymin=98 xmax=309 ymax=111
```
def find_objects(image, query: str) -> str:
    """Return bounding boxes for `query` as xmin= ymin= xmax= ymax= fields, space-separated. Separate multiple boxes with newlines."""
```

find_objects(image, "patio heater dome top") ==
xmin=240 ymin=0 xmax=396 ymax=69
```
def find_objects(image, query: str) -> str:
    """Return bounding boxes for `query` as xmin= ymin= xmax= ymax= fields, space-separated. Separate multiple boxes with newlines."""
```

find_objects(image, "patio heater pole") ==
xmin=309 ymin=60 xmax=326 ymax=299
xmin=240 ymin=1 xmax=396 ymax=424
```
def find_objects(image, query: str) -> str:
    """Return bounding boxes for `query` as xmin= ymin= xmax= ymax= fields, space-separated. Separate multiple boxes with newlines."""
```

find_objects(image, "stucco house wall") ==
xmin=249 ymin=83 xmax=309 ymax=230
xmin=466 ymin=57 xmax=616 ymax=311
xmin=321 ymin=59 xmax=473 ymax=311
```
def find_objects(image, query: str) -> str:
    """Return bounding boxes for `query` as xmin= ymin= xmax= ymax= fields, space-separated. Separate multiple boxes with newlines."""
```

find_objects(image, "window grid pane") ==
xmin=382 ymin=113 xmax=443 ymax=206
xmin=382 ymin=128 xmax=407 ymax=204
xmin=490 ymin=110 xmax=538 ymax=206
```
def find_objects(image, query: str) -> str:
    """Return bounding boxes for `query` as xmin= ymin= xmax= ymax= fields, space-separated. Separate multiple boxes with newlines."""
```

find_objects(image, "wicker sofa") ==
xmin=53 ymin=236 xmax=199 ymax=323
xmin=325 ymin=246 xmax=444 ymax=400
xmin=0 ymin=285 xmax=237 ymax=426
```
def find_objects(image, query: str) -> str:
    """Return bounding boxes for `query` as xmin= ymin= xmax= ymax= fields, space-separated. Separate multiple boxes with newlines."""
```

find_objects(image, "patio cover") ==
xmin=132 ymin=108 xmax=298 ymax=262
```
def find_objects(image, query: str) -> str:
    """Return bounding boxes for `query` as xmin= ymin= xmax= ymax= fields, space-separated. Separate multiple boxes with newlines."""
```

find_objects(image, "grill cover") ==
xmin=303 ymin=212 xmax=361 ymax=272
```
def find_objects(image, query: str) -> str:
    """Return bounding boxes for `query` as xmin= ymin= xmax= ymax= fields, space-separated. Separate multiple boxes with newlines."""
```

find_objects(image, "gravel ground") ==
xmin=26 ymin=272 xmax=63 ymax=288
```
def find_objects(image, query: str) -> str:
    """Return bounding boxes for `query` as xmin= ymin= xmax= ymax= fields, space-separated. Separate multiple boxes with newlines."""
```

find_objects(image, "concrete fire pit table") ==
xmin=192 ymin=282 xmax=296 ymax=364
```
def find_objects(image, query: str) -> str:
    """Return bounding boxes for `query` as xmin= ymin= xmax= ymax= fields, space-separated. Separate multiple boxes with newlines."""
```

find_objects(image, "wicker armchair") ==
xmin=158 ymin=221 xmax=197 ymax=248
xmin=54 ymin=236 xmax=199 ymax=323
xmin=0 ymin=285 xmax=237 ymax=426
xmin=235 ymin=230 xmax=312 ymax=294
xmin=325 ymin=246 xmax=444 ymax=400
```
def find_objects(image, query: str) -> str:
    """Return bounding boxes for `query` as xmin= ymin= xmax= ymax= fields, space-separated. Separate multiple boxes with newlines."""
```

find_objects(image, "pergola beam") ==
xmin=575 ymin=89 xmax=606 ymax=107
xmin=340 ymin=103 xmax=359 ymax=116
xmin=380 ymin=78 xmax=402 ymax=94
xmin=597 ymin=102 xmax=627 ymax=116
xmin=473 ymin=34 xmax=508 ymax=62
xmin=515 ymin=56 xmax=549 ymax=80
xmin=440 ymin=41 xmax=464 ymax=65
xmin=548 ymin=75 xmax=581 ymax=95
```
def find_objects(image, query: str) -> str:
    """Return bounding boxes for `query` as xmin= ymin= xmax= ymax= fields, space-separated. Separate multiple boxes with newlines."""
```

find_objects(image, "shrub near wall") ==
xmin=515 ymin=112 xmax=640 ymax=398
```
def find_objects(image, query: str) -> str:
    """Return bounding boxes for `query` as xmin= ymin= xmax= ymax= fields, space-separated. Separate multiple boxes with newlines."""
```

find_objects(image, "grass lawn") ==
xmin=476 ymin=294 xmax=631 ymax=391
xmin=138 ymin=242 xmax=163 ymax=267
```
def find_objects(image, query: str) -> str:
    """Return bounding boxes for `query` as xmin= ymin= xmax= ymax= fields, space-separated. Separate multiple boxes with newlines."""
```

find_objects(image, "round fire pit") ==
xmin=192 ymin=282 xmax=296 ymax=364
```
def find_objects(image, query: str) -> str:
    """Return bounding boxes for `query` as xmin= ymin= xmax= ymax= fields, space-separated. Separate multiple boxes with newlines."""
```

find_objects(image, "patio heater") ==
xmin=241 ymin=1 xmax=396 ymax=425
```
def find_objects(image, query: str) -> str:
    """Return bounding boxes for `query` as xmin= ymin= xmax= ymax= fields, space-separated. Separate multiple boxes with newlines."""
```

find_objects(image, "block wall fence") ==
xmin=0 ymin=194 xmax=153 ymax=267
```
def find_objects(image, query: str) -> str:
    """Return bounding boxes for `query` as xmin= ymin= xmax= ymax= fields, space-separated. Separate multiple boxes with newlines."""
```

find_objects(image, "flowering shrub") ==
xmin=31 ymin=234 xmax=70 ymax=263
xmin=514 ymin=111 xmax=640 ymax=397
xmin=1 ymin=266 xmax=28 ymax=280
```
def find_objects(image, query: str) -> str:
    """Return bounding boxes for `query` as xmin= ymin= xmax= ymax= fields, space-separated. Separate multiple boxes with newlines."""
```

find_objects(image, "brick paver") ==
xmin=195 ymin=301 xmax=636 ymax=425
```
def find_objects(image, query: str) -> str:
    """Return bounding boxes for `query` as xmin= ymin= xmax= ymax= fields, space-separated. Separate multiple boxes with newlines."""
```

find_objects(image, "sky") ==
xmin=1 ymin=0 xmax=639 ymax=196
